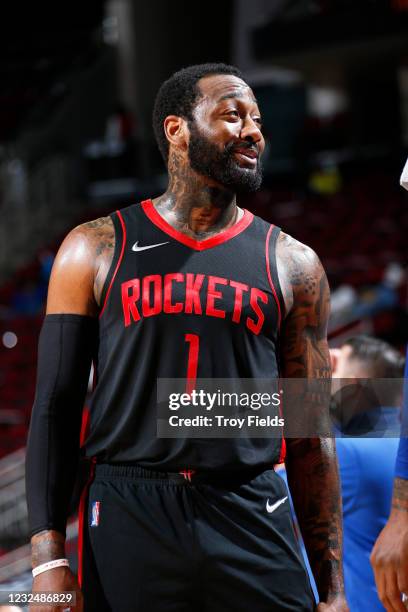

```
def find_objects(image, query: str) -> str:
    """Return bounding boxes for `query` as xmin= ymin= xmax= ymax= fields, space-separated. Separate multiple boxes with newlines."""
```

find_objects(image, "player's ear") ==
xmin=163 ymin=115 xmax=188 ymax=152
xmin=330 ymin=349 xmax=340 ymax=375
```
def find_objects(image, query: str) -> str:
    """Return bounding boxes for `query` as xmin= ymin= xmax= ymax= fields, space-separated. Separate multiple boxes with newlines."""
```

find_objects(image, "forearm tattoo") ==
xmin=392 ymin=477 xmax=408 ymax=512
xmin=279 ymin=233 xmax=344 ymax=600
xmin=31 ymin=530 xmax=66 ymax=568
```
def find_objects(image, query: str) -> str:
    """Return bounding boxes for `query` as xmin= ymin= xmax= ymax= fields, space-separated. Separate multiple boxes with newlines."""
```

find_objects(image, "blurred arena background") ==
xmin=0 ymin=0 xmax=406 ymax=604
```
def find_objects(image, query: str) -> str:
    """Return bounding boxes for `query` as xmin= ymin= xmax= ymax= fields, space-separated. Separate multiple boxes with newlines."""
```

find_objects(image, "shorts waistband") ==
xmin=94 ymin=463 xmax=271 ymax=484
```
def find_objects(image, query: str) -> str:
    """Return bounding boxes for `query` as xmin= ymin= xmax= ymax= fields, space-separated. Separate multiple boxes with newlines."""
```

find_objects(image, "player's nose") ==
xmin=240 ymin=117 xmax=263 ymax=148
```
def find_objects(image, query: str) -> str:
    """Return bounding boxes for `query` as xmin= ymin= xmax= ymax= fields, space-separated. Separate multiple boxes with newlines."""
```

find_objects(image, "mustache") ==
xmin=226 ymin=141 xmax=259 ymax=155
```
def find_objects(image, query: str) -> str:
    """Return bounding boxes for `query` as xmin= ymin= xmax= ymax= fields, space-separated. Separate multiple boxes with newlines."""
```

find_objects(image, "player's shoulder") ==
xmin=53 ymin=215 xmax=115 ymax=271
xmin=276 ymin=231 xmax=324 ymax=285
xmin=251 ymin=212 xmax=321 ymax=270
xmin=276 ymin=231 xmax=328 ymax=314
xmin=72 ymin=215 xmax=114 ymax=242
xmin=58 ymin=200 xmax=143 ymax=262
xmin=277 ymin=230 xmax=321 ymax=273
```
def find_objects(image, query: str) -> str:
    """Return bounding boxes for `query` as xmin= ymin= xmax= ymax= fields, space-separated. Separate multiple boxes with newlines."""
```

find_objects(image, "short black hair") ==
xmin=345 ymin=335 xmax=405 ymax=378
xmin=152 ymin=62 xmax=244 ymax=163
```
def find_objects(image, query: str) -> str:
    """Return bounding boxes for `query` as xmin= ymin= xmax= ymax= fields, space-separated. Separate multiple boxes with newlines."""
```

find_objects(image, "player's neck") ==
xmin=154 ymin=152 xmax=239 ymax=239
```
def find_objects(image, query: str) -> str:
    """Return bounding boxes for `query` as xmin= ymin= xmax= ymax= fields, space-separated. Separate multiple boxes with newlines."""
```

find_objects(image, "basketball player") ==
xmin=371 ymin=349 xmax=408 ymax=612
xmin=26 ymin=63 xmax=347 ymax=611
xmin=332 ymin=337 xmax=404 ymax=611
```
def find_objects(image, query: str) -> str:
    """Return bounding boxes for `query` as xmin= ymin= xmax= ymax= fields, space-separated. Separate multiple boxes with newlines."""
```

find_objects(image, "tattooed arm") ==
xmin=370 ymin=478 xmax=408 ymax=611
xmin=46 ymin=216 xmax=115 ymax=314
xmin=277 ymin=233 xmax=347 ymax=611
xmin=28 ymin=218 xmax=114 ymax=611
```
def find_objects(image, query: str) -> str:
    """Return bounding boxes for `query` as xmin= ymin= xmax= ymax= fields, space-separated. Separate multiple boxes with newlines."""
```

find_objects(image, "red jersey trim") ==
xmin=141 ymin=199 xmax=254 ymax=251
xmin=265 ymin=223 xmax=284 ymax=462
xmin=278 ymin=437 xmax=287 ymax=463
xmin=99 ymin=210 xmax=127 ymax=318
xmin=80 ymin=408 xmax=91 ymax=447
xmin=277 ymin=383 xmax=286 ymax=464
xmin=265 ymin=224 xmax=282 ymax=330
xmin=77 ymin=457 xmax=96 ymax=588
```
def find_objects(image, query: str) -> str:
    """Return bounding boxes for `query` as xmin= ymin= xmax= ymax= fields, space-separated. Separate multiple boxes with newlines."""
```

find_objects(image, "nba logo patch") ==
xmin=91 ymin=501 xmax=100 ymax=527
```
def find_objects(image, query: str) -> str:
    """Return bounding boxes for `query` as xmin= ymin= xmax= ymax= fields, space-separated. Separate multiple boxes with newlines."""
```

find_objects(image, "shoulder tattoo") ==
xmin=81 ymin=216 xmax=115 ymax=306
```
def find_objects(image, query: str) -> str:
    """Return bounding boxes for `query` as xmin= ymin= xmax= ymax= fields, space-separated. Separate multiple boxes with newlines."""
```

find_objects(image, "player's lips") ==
xmin=233 ymin=147 xmax=258 ymax=165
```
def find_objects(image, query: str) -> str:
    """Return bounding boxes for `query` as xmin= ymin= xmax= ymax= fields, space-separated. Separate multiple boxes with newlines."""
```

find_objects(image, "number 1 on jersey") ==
xmin=185 ymin=333 xmax=200 ymax=394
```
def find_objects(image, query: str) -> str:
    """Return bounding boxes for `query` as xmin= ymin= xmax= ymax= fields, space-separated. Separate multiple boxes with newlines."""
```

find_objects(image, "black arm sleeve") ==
xmin=25 ymin=314 xmax=98 ymax=537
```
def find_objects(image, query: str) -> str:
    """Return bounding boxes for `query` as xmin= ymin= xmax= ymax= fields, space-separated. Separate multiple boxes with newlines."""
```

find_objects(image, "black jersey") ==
xmin=85 ymin=199 xmax=285 ymax=471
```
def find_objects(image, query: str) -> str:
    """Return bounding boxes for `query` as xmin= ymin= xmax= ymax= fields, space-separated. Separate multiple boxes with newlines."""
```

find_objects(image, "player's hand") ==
xmin=30 ymin=567 xmax=83 ymax=612
xmin=316 ymin=594 xmax=349 ymax=611
xmin=371 ymin=516 xmax=408 ymax=612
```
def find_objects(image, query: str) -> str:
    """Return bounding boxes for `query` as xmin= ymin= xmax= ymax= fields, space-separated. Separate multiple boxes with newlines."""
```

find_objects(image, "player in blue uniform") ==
xmin=332 ymin=336 xmax=404 ymax=611
xmin=371 ymin=347 xmax=408 ymax=611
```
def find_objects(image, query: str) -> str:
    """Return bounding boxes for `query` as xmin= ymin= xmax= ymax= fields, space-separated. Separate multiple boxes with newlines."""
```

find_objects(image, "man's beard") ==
xmin=187 ymin=122 xmax=263 ymax=193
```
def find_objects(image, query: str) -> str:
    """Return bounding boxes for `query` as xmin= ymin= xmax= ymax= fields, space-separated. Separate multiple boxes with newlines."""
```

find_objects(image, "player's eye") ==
xmin=225 ymin=110 xmax=240 ymax=118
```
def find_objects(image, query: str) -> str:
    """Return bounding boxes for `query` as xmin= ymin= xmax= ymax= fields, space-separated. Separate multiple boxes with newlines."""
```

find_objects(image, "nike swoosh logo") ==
xmin=266 ymin=496 xmax=288 ymax=514
xmin=132 ymin=240 xmax=169 ymax=252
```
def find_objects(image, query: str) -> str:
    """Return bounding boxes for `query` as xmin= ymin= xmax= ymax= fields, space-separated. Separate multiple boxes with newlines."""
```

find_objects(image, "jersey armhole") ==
xmin=266 ymin=224 xmax=286 ymax=463
xmin=99 ymin=210 xmax=126 ymax=318
xmin=265 ymin=225 xmax=285 ymax=330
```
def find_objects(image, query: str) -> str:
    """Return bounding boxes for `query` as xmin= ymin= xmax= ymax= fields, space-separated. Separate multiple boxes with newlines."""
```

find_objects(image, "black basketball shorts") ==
xmin=79 ymin=464 xmax=315 ymax=611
